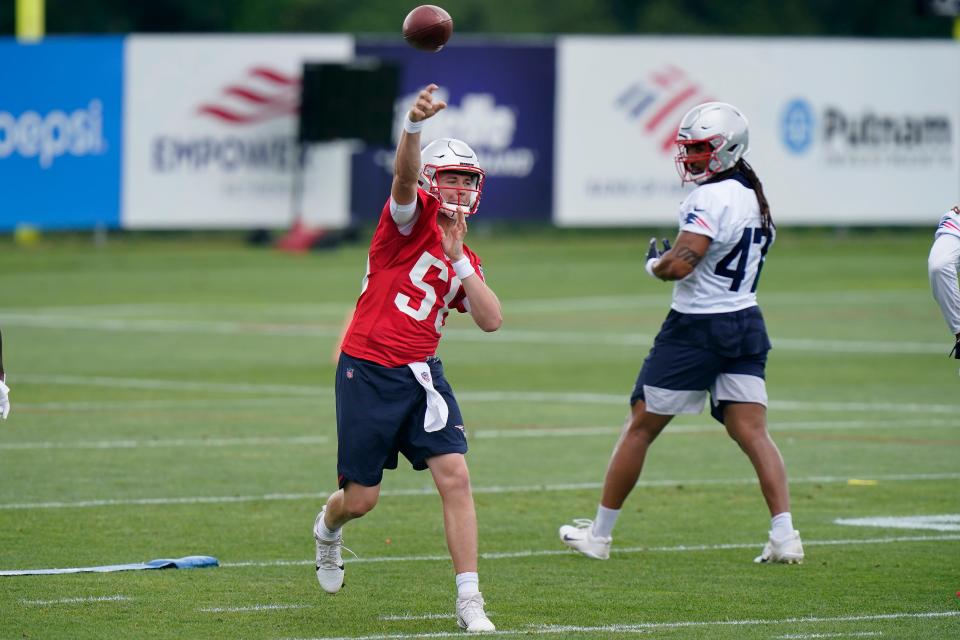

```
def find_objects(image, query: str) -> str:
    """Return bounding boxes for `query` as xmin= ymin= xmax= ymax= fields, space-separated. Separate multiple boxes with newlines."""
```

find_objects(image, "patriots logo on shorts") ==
xmin=346 ymin=368 xmax=354 ymax=380
xmin=684 ymin=211 xmax=712 ymax=231
xmin=420 ymin=371 xmax=431 ymax=383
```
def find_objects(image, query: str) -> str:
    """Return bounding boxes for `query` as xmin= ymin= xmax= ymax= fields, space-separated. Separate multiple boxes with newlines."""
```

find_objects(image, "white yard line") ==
xmin=282 ymin=610 xmax=958 ymax=640
xmin=0 ymin=313 xmax=342 ymax=338
xmin=20 ymin=594 xmax=131 ymax=605
xmin=378 ymin=614 xmax=477 ymax=621
xmin=3 ymin=419 xmax=955 ymax=453
xmin=18 ymin=397 xmax=310 ymax=411
xmin=0 ymin=435 xmax=328 ymax=451
xmin=13 ymin=374 xmax=960 ymax=415
xmin=5 ymin=291 xmax=927 ymax=318
xmin=3 ymin=302 xmax=350 ymax=317
xmin=504 ymin=291 xmax=931 ymax=312
xmin=14 ymin=373 xmax=323 ymax=396
xmin=221 ymin=534 xmax=960 ymax=569
xmin=476 ymin=418 xmax=959 ymax=439
xmin=3 ymin=473 xmax=958 ymax=511
xmin=775 ymin=633 xmax=883 ymax=639
xmin=199 ymin=604 xmax=308 ymax=613
xmin=834 ymin=515 xmax=960 ymax=532
xmin=0 ymin=311 xmax=945 ymax=354
xmin=768 ymin=400 xmax=960 ymax=415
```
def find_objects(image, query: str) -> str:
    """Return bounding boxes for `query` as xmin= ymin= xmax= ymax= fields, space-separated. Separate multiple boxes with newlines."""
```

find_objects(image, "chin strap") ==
xmin=439 ymin=202 xmax=474 ymax=218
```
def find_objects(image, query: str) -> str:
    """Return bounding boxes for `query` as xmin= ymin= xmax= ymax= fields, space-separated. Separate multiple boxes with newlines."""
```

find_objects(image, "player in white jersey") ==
xmin=928 ymin=206 xmax=960 ymax=360
xmin=0 ymin=328 xmax=9 ymax=420
xmin=559 ymin=102 xmax=803 ymax=564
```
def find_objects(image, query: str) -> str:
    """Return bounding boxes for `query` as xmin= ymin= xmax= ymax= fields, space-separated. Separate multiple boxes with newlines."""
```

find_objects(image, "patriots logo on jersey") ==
xmin=938 ymin=214 xmax=960 ymax=234
xmin=684 ymin=211 xmax=713 ymax=231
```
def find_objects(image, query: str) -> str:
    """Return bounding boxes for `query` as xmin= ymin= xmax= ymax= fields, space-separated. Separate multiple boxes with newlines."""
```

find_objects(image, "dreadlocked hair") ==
xmin=736 ymin=159 xmax=773 ymax=232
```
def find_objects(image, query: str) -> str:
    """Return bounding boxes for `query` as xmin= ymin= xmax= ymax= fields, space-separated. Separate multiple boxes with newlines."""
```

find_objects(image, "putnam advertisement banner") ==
xmin=123 ymin=35 xmax=353 ymax=229
xmin=556 ymin=37 xmax=960 ymax=226
xmin=351 ymin=41 xmax=555 ymax=222
xmin=0 ymin=37 xmax=123 ymax=231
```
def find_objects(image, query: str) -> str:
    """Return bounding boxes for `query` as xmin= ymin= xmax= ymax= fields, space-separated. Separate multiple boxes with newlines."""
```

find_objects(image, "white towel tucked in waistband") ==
xmin=407 ymin=361 xmax=449 ymax=432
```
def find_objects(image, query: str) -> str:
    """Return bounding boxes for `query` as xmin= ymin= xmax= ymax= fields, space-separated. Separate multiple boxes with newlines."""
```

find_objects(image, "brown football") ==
xmin=402 ymin=5 xmax=453 ymax=52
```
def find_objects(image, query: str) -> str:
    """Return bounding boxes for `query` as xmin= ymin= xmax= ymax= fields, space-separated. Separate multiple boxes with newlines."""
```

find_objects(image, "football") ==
xmin=402 ymin=5 xmax=453 ymax=52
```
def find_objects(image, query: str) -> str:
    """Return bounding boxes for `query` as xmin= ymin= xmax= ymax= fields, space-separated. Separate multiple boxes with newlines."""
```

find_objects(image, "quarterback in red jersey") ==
xmin=313 ymin=84 xmax=500 ymax=633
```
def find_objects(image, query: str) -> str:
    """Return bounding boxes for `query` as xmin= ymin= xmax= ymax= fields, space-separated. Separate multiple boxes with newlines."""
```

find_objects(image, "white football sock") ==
xmin=456 ymin=572 xmax=480 ymax=597
xmin=317 ymin=513 xmax=341 ymax=541
xmin=593 ymin=505 xmax=620 ymax=539
xmin=771 ymin=512 xmax=794 ymax=539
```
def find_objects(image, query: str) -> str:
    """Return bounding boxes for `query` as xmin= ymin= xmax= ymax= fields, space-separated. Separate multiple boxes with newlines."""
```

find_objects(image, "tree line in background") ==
xmin=1 ymin=0 xmax=955 ymax=38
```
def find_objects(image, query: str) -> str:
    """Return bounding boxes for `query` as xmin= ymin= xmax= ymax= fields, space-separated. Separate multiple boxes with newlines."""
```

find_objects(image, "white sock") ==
xmin=593 ymin=505 xmax=620 ymax=539
xmin=771 ymin=512 xmax=794 ymax=539
xmin=455 ymin=572 xmax=480 ymax=597
xmin=317 ymin=512 xmax=341 ymax=541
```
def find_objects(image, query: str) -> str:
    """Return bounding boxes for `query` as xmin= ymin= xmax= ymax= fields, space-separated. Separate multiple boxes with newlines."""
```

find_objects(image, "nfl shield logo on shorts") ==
xmin=420 ymin=371 xmax=431 ymax=383
xmin=346 ymin=368 xmax=354 ymax=380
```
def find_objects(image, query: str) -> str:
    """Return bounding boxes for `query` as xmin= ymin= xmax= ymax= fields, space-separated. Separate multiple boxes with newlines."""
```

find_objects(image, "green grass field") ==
xmin=0 ymin=227 xmax=958 ymax=639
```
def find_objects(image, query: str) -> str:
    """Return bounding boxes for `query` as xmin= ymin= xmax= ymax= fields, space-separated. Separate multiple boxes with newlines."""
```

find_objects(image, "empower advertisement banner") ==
xmin=351 ymin=42 xmax=555 ymax=222
xmin=556 ymin=37 xmax=960 ymax=226
xmin=0 ymin=37 xmax=123 ymax=231
xmin=123 ymin=35 xmax=352 ymax=229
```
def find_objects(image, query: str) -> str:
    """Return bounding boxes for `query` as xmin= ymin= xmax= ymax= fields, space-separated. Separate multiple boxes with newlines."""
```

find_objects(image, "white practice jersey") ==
xmin=934 ymin=206 xmax=960 ymax=240
xmin=671 ymin=176 xmax=774 ymax=314
xmin=929 ymin=206 xmax=960 ymax=335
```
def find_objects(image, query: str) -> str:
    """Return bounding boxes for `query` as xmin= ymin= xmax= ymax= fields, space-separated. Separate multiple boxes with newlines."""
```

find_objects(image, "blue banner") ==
xmin=0 ymin=37 xmax=123 ymax=231
xmin=351 ymin=42 xmax=555 ymax=222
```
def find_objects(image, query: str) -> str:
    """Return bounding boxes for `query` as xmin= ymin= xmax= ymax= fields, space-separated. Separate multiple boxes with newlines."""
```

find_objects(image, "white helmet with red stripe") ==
xmin=675 ymin=102 xmax=749 ymax=184
xmin=418 ymin=138 xmax=486 ymax=216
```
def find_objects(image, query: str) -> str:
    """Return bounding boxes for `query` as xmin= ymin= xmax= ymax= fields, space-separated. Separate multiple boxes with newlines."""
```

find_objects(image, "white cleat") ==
xmin=559 ymin=518 xmax=612 ymax=560
xmin=456 ymin=592 xmax=495 ymax=632
xmin=754 ymin=529 xmax=804 ymax=564
xmin=313 ymin=506 xmax=345 ymax=593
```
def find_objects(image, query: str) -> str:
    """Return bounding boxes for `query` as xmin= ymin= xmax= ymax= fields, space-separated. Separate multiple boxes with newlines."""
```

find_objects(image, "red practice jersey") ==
xmin=340 ymin=188 xmax=485 ymax=367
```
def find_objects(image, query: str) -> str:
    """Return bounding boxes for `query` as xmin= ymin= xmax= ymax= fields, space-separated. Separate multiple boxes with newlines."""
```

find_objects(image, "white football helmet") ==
xmin=418 ymin=138 xmax=486 ymax=216
xmin=675 ymin=102 xmax=749 ymax=184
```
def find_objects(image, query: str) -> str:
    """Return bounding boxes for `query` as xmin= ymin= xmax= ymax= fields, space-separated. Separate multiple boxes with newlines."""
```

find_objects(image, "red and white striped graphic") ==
xmin=197 ymin=67 xmax=301 ymax=125
xmin=615 ymin=64 xmax=715 ymax=153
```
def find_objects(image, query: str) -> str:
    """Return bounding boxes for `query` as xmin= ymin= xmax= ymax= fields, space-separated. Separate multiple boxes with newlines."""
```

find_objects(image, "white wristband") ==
xmin=644 ymin=258 xmax=661 ymax=278
xmin=403 ymin=114 xmax=425 ymax=134
xmin=452 ymin=256 xmax=475 ymax=280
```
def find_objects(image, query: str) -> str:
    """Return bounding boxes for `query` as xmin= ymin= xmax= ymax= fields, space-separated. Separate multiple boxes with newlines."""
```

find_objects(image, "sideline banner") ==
xmin=351 ymin=41 xmax=555 ymax=222
xmin=123 ymin=35 xmax=353 ymax=229
xmin=0 ymin=37 xmax=123 ymax=231
xmin=555 ymin=37 xmax=960 ymax=226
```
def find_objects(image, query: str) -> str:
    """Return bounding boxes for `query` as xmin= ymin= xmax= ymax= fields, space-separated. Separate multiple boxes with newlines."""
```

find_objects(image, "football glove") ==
xmin=645 ymin=237 xmax=659 ymax=262
xmin=0 ymin=380 xmax=9 ymax=420
xmin=645 ymin=237 xmax=673 ymax=261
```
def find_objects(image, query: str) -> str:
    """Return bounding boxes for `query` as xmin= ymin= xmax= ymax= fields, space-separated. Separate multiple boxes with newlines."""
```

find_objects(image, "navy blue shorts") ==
xmin=630 ymin=307 xmax=772 ymax=423
xmin=335 ymin=352 xmax=467 ymax=488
